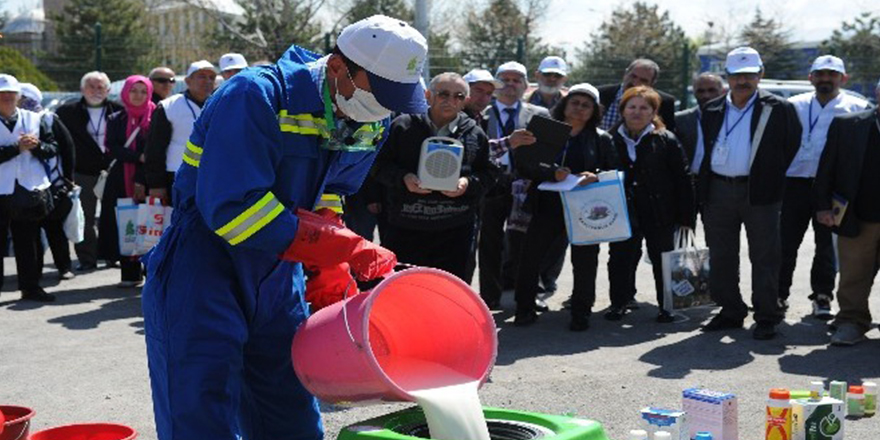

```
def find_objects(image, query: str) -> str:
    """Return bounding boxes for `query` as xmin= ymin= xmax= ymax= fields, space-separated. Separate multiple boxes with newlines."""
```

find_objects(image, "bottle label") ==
xmin=766 ymin=406 xmax=791 ymax=440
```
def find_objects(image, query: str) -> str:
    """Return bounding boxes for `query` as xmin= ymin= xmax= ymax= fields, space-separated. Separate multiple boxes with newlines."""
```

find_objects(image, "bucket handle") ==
xmin=8 ymin=420 xmax=30 ymax=440
xmin=341 ymin=263 xmax=417 ymax=348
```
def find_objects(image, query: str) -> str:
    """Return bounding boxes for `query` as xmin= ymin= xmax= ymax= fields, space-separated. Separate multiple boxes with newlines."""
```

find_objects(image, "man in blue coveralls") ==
xmin=141 ymin=15 xmax=428 ymax=440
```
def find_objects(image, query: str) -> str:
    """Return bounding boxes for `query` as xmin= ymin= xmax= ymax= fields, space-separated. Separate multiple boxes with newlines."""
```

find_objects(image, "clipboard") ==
xmin=513 ymin=114 xmax=572 ymax=167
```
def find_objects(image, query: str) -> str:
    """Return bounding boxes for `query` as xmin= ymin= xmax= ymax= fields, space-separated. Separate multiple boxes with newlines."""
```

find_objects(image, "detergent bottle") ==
xmin=766 ymin=388 xmax=792 ymax=440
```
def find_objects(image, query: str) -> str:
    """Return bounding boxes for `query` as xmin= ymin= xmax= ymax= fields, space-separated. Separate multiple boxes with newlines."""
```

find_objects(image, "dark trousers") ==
xmin=11 ymin=219 xmax=43 ymax=291
xmin=506 ymin=229 xmax=566 ymax=293
xmin=0 ymin=195 xmax=9 ymax=291
xmin=39 ymin=215 xmax=72 ymax=275
xmin=74 ymin=173 xmax=99 ymax=266
xmin=608 ymin=215 xmax=675 ymax=310
xmin=382 ymin=221 xmax=476 ymax=282
xmin=479 ymin=193 xmax=512 ymax=303
xmin=514 ymin=205 xmax=599 ymax=318
xmin=779 ymin=177 xmax=836 ymax=300
xmin=703 ymin=178 xmax=783 ymax=324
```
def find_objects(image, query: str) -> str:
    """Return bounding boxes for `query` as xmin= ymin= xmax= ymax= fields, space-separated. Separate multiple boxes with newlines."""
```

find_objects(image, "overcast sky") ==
xmin=5 ymin=0 xmax=879 ymax=58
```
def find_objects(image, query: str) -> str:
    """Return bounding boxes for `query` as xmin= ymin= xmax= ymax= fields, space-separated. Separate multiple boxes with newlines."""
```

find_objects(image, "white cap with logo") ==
xmin=538 ymin=56 xmax=568 ymax=76
xmin=496 ymin=61 xmax=527 ymax=79
xmin=463 ymin=69 xmax=503 ymax=88
xmin=725 ymin=47 xmax=763 ymax=74
xmin=810 ymin=55 xmax=845 ymax=74
xmin=19 ymin=83 xmax=42 ymax=103
xmin=186 ymin=60 xmax=218 ymax=78
xmin=0 ymin=74 xmax=21 ymax=93
xmin=567 ymin=83 xmax=600 ymax=103
xmin=337 ymin=15 xmax=428 ymax=113
xmin=219 ymin=53 xmax=248 ymax=72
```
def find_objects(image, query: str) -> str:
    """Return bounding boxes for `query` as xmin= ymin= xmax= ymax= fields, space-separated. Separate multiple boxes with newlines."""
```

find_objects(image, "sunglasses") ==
xmin=151 ymin=77 xmax=176 ymax=84
xmin=436 ymin=90 xmax=467 ymax=101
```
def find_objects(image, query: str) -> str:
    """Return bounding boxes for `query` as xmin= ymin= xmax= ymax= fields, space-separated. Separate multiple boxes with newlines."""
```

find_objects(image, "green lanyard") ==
xmin=320 ymin=78 xmax=385 ymax=152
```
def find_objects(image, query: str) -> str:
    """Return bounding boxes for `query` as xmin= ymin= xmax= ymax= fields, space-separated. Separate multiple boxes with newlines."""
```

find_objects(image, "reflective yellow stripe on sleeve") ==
xmin=314 ymin=193 xmax=343 ymax=214
xmin=278 ymin=111 xmax=330 ymax=138
xmin=182 ymin=141 xmax=203 ymax=167
xmin=215 ymin=192 xmax=285 ymax=245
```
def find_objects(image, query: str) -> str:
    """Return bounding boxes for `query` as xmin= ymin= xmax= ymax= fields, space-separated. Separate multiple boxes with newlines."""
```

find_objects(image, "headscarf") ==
xmin=120 ymin=75 xmax=156 ymax=197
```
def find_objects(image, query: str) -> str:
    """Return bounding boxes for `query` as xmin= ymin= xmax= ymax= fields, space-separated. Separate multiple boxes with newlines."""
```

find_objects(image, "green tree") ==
xmin=202 ymin=0 xmax=325 ymax=63
xmin=459 ymin=0 xmax=560 ymax=72
xmin=0 ymin=47 xmax=58 ymax=91
xmin=822 ymin=12 xmax=880 ymax=95
xmin=341 ymin=0 xmax=413 ymax=24
xmin=46 ymin=0 xmax=154 ymax=89
xmin=739 ymin=8 xmax=797 ymax=79
xmin=571 ymin=2 xmax=691 ymax=97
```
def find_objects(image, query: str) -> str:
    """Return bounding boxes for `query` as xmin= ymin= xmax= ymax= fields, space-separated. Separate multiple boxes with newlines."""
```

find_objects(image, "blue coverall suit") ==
xmin=142 ymin=46 xmax=389 ymax=440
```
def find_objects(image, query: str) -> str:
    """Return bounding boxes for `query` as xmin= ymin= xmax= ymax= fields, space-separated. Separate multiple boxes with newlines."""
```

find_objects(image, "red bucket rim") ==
xmin=29 ymin=422 xmax=137 ymax=440
xmin=0 ymin=405 xmax=36 ymax=426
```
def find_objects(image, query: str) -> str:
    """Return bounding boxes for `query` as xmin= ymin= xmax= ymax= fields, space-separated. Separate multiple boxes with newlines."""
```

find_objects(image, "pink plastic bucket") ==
xmin=0 ymin=406 xmax=35 ymax=440
xmin=29 ymin=423 xmax=137 ymax=440
xmin=292 ymin=267 xmax=497 ymax=404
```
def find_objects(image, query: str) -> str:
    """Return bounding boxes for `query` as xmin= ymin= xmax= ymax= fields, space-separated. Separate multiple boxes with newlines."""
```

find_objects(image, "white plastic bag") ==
xmin=135 ymin=197 xmax=171 ymax=254
xmin=661 ymin=227 xmax=712 ymax=312
xmin=559 ymin=170 xmax=631 ymax=245
xmin=116 ymin=198 xmax=140 ymax=256
xmin=63 ymin=186 xmax=85 ymax=243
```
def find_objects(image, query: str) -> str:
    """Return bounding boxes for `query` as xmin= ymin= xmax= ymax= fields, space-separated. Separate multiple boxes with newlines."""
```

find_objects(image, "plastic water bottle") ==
xmin=628 ymin=430 xmax=649 ymax=440
xmin=864 ymin=382 xmax=877 ymax=416
xmin=653 ymin=431 xmax=671 ymax=440
xmin=766 ymin=388 xmax=792 ymax=440
xmin=848 ymin=385 xmax=865 ymax=417
xmin=695 ymin=432 xmax=713 ymax=440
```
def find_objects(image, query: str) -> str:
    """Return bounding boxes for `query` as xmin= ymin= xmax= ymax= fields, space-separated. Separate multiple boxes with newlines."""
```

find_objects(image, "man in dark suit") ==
xmin=697 ymin=47 xmax=801 ymax=340
xmin=814 ymin=103 xmax=880 ymax=346
xmin=675 ymin=73 xmax=725 ymax=175
xmin=55 ymin=71 xmax=123 ymax=271
xmin=598 ymin=58 xmax=677 ymax=132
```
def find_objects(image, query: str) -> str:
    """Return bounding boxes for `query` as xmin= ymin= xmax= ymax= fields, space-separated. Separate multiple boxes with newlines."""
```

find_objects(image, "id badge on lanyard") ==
xmin=712 ymin=138 xmax=730 ymax=166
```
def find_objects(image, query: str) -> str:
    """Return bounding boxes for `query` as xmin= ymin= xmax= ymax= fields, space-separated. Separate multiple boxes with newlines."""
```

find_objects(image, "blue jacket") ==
xmin=173 ymin=46 xmax=390 ymax=256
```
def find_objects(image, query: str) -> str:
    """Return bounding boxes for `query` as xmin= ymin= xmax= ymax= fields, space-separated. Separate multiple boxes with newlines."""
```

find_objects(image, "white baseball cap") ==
xmin=0 ymin=74 xmax=21 ymax=93
xmin=567 ymin=83 xmax=599 ymax=103
xmin=219 ymin=53 xmax=248 ymax=72
xmin=496 ymin=61 xmax=527 ymax=79
xmin=337 ymin=15 xmax=428 ymax=113
xmin=725 ymin=47 xmax=763 ymax=74
xmin=810 ymin=55 xmax=845 ymax=74
xmin=537 ymin=56 xmax=568 ymax=76
xmin=463 ymin=69 xmax=503 ymax=88
xmin=186 ymin=60 xmax=218 ymax=78
xmin=19 ymin=82 xmax=42 ymax=103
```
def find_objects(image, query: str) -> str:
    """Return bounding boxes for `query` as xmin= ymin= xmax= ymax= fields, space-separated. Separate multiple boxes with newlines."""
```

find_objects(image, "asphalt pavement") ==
xmin=1 ymin=226 xmax=878 ymax=440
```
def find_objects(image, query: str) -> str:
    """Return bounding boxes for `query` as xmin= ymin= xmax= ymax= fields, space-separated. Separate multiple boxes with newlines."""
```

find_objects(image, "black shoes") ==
xmin=76 ymin=263 xmax=97 ymax=272
xmin=513 ymin=310 xmax=539 ymax=327
xmin=752 ymin=322 xmax=778 ymax=340
xmin=656 ymin=310 xmax=675 ymax=323
xmin=483 ymin=299 xmax=502 ymax=311
xmin=21 ymin=287 xmax=56 ymax=302
xmin=603 ymin=306 xmax=629 ymax=321
xmin=535 ymin=298 xmax=549 ymax=312
xmin=569 ymin=315 xmax=590 ymax=332
xmin=626 ymin=299 xmax=640 ymax=310
xmin=702 ymin=315 xmax=744 ymax=332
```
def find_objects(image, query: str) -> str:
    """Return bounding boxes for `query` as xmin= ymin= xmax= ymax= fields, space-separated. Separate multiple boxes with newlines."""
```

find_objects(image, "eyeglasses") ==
xmin=151 ymin=77 xmax=176 ymax=84
xmin=435 ymin=90 xmax=467 ymax=101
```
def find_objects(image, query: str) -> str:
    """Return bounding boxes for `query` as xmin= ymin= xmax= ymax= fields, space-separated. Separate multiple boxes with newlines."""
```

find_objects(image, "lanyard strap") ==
xmin=807 ymin=96 xmax=821 ymax=138
xmin=321 ymin=78 xmax=336 ymax=133
xmin=88 ymin=106 xmax=106 ymax=139
xmin=183 ymin=97 xmax=198 ymax=120
xmin=723 ymin=99 xmax=756 ymax=139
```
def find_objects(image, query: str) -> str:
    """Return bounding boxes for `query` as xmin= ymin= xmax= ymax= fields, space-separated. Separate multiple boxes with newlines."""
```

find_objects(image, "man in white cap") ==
xmin=0 ymin=74 xmax=61 ymax=302
xmin=527 ymin=55 xmax=569 ymax=109
xmin=477 ymin=61 xmax=549 ymax=322
xmin=696 ymin=47 xmax=801 ymax=340
xmin=780 ymin=55 xmax=869 ymax=320
xmin=462 ymin=68 xmax=502 ymax=127
xmin=141 ymin=15 xmax=424 ymax=440
xmin=219 ymin=53 xmax=248 ymax=80
xmin=144 ymin=59 xmax=217 ymax=205
xmin=813 ymin=76 xmax=880 ymax=346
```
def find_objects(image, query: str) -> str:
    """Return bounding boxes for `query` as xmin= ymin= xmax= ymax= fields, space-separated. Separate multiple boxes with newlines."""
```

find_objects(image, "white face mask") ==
xmin=538 ymin=84 xmax=561 ymax=95
xmin=334 ymin=70 xmax=392 ymax=123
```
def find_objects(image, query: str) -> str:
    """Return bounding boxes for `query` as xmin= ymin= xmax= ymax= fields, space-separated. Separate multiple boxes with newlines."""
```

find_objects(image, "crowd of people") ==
xmin=1 ymin=43 xmax=878 ymax=348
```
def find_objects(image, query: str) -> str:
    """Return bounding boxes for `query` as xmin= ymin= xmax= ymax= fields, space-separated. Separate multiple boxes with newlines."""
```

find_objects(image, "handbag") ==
xmin=559 ymin=170 xmax=632 ymax=245
xmin=94 ymin=126 xmax=139 ymax=200
xmin=9 ymin=181 xmax=54 ymax=221
xmin=45 ymin=159 xmax=75 ymax=222
xmin=661 ymin=227 xmax=712 ymax=313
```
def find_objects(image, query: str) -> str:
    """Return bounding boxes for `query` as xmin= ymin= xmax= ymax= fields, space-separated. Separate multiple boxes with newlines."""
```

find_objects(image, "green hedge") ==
xmin=0 ymin=47 xmax=58 ymax=91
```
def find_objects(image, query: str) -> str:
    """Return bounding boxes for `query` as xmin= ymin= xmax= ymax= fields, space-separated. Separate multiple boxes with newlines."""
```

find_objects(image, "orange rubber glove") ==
xmin=305 ymin=262 xmax=360 ymax=311
xmin=281 ymin=208 xmax=396 ymax=281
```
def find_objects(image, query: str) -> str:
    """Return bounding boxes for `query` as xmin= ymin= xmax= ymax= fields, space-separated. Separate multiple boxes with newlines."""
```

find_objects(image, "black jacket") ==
xmin=597 ymin=83 xmax=677 ymax=132
xmin=673 ymin=106 xmax=700 ymax=170
xmin=104 ymin=109 xmax=148 ymax=199
xmin=371 ymin=112 xmax=500 ymax=230
xmin=517 ymin=127 xmax=619 ymax=213
xmin=813 ymin=109 xmax=877 ymax=237
xmin=697 ymin=90 xmax=801 ymax=206
xmin=55 ymin=97 xmax=123 ymax=176
xmin=612 ymin=128 xmax=695 ymax=228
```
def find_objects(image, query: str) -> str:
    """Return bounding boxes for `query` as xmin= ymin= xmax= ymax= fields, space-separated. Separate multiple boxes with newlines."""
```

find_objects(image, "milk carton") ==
xmin=639 ymin=407 xmax=687 ymax=440
xmin=681 ymin=388 xmax=738 ymax=440
xmin=791 ymin=397 xmax=845 ymax=440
